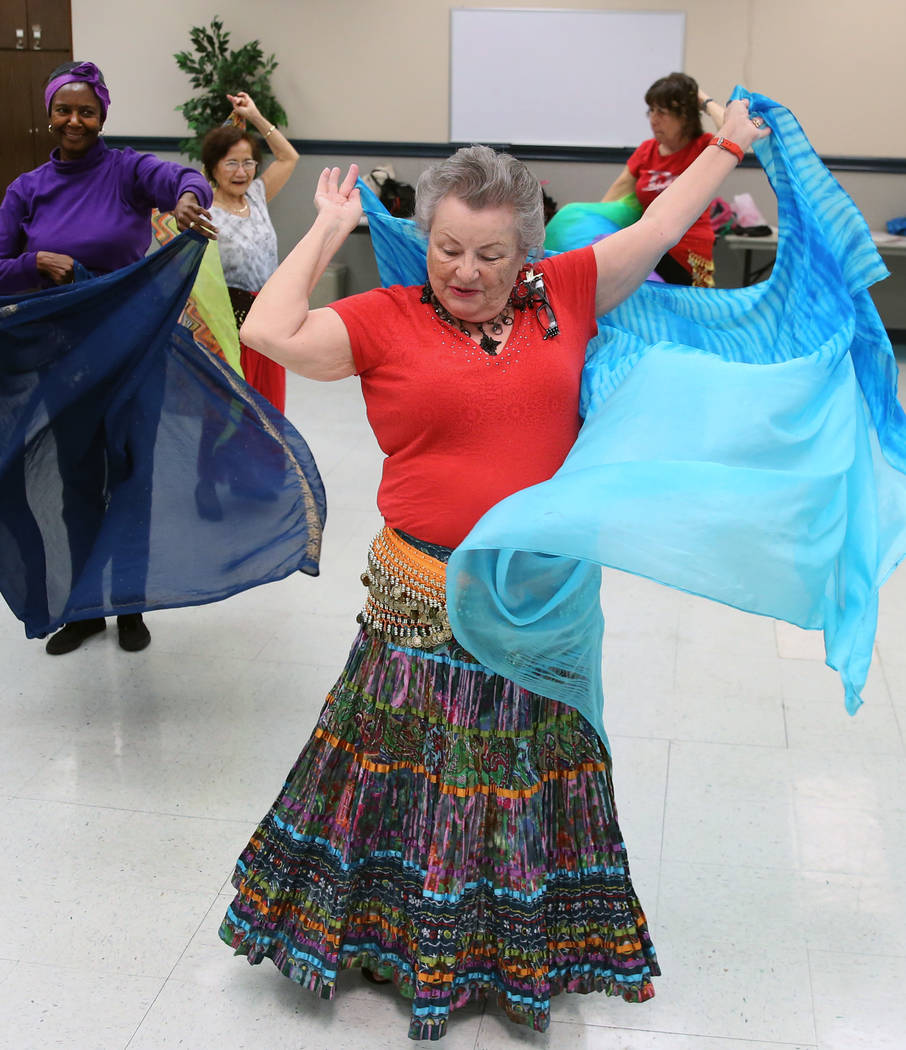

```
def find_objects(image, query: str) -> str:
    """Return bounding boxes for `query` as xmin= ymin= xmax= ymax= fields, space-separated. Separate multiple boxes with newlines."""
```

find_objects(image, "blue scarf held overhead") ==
xmin=0 ymin=230 xmax=326 ymax=638
xmin=358 ymin=90 xmax=906 ymax=747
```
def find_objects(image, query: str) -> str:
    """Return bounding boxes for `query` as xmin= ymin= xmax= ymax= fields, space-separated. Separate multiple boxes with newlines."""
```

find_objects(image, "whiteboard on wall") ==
xmin=450 ymin=9 xmax=685 ymax=148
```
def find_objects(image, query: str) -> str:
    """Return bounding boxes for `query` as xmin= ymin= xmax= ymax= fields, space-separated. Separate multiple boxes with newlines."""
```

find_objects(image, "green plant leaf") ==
xmin=174 ymin=16 xmax=290 ymax=155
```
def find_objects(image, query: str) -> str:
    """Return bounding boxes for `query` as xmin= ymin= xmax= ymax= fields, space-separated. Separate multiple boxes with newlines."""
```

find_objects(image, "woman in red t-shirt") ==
xmin=219 ymin=100 xmax=769 ymax=1041
xmin=602 ymin=72 xmax=726 ymax=287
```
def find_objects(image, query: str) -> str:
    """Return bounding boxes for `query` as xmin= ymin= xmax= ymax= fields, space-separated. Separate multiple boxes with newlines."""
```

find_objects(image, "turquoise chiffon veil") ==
xmin=359 ymin=90 xmax=906 ymax=747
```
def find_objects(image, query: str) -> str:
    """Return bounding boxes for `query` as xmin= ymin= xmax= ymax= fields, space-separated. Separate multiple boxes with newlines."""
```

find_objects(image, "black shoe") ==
xmin=229 ymin=476 xmax=278 ymax=502
xmin=117 ymin=613 xmax=150 ymax=652
xmin=361 ymin=966 xmax=391 ymax=985
xmin=45 ymin=618 xmax=106 ymax=655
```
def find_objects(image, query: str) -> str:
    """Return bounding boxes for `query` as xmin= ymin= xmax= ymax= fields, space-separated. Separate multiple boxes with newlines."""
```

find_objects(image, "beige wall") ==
xmin=82 ymin=1 xmax=905 ymax=325
xmin=76 ymin=0 xmax=906 ymax=157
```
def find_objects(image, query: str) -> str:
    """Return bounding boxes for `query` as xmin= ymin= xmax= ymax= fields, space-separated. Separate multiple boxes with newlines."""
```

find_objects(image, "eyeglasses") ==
xmin=222 ymin=159 xmax=258 ymax=171
xmin=646 ymin=107 xmax=674 ymax=118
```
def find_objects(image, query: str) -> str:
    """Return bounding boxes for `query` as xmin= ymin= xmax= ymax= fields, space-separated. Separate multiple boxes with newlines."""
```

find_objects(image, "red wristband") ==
xmin=709 ymin=135 xmax=744 ymax=163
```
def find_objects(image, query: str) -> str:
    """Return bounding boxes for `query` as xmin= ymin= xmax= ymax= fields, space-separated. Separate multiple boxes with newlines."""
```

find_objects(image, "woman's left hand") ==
xmin=226 ymin=92 xmax=261 ymax=123
xmin=719 ymin=98 xmax=771 ymax=152
xmin=174 ymin=192 xmax=218 ymax=239
xmin=313 ymin=164 xmax=362 ymax=235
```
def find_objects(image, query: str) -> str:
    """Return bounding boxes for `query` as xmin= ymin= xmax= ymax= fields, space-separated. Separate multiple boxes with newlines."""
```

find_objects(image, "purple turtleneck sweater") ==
xmin=0 ymin=139 xmax=212 ymax=294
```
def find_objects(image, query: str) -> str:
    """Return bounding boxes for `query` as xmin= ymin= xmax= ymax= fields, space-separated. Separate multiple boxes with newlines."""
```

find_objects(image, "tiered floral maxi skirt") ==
xmin=219 ymin=539 xmax=659 ymax=1040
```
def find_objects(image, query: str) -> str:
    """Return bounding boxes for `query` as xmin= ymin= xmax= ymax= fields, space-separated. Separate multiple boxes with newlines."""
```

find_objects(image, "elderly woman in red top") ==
xmin=218 ymin=99 xmax=768 ymax=1040
xmin=602 ymin=72 xmax=727 ymax=287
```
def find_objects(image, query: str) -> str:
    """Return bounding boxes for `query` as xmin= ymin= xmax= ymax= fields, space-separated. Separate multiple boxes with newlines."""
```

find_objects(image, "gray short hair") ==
xmin=415 ymin=145 xmax=545 ymax=258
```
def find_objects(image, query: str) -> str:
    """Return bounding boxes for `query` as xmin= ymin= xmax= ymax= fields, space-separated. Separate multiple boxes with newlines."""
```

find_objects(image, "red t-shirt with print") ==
xmin=628 ymin=133 xmax=715 ymax=269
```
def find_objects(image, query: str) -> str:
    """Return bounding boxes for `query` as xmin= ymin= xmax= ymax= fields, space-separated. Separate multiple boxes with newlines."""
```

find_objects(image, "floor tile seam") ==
xmin=611 ymin=733 xmax=790 ymax=752
xmin=142 ymin=891 xmax=227 ymax=986
xmin=13 ymin=735 xmax=82 ymax=797
xmin=655 ymin=859 xmax=892 ymax=884
xmin=658 ymin=739 xmax=672 ymax=869
xmin=605 ymin=731 xmax=674 ymax=747
xmin=632 ymin=734 xmax=791 ymax=750
xmin=117 ymin=889 xmax=229 ymax=1046
xmin=9 ymin=793 xmax=256 ymax=826
xmin=807 ymin=944 xmax=906 ymax=963
xmin=653 ymin=735 xmax=790 ymax=751
xmin=651 ymin=738 xmax=672 ymax=929
xmin=662 ymin=784 xmax=895 ymax=813
xmin=780 ymin=737 xmax=906 ymax=758
xmin=876 ymin=649 xmax=906 ymax=750
xmin=462 ymin=990 xmax=489 ymax=1049
xmin=122 ymin=973 xmax=171 ymax=1049
xmin=670 ymin=737 xmax=906 ymax=760
xmin=8 ymin=883 xmax=236 ymax=904
xmin=658 ymin=856 xmax=827 ymax=876
xmin=0 ymin=957 xmax=169 ymax=983
xmin=781 ymin=693 xmax=791 ymax=749
xmin=518 ymin=1013 xmax=820 ymax=1046
xmin=16 ymin=727 xmax=320 ymax=752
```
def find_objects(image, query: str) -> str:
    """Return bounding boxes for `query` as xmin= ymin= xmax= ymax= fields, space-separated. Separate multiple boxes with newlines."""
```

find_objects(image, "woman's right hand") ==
xmin=314 ymin=164 xmax=362 ymax=234
xmin=35 ymin=251 xmax=75 ymax=284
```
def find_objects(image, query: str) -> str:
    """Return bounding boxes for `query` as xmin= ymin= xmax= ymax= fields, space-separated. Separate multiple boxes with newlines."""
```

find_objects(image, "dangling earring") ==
xmin=48 ymin=123 xmax=53 ymax=133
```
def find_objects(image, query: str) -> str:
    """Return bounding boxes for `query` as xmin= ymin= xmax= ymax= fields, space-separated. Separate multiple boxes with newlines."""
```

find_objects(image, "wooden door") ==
xmin=1 ymin=0 xmax=71 ymax=194
xmin=2 ymin=53 xmax=37 ymax=188
xmin=26 ymin=0 xmax=72 ymax=52
xmin=0 ymin=1 xmax=29 ymax=53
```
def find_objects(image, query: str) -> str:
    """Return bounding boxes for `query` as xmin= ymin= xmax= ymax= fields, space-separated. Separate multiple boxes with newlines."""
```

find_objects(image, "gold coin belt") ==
xmin=356 ymin=527 xmax=452 ymax=649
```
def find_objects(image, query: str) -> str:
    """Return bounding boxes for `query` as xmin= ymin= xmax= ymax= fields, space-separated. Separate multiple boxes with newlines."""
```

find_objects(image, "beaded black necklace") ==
xmin=421 ymin=265 xmax=559 ymax=355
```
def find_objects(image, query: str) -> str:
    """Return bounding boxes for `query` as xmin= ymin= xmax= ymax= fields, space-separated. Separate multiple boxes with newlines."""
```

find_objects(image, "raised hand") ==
xmin=226 ymin=92 xmax=261 ymax=123
xmin=719 ymin=98 xmax=771 ymax=152
xmin=314 ymin=164 xmax=362 ymax=233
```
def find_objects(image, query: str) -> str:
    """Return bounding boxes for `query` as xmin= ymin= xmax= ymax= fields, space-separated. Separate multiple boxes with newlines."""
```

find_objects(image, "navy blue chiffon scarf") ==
xmin=0 ymin=230 xmax=325 ymax=637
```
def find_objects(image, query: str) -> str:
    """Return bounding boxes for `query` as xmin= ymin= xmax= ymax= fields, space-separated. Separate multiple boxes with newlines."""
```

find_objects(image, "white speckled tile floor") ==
xmin=2 ymin=365 xmax=905 ymax=1050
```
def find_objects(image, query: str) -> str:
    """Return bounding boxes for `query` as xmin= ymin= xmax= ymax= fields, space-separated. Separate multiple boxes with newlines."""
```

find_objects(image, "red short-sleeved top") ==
xmin=628 ymin=133 xmax=715 ymax=268
xmin=329 ymin=246 xmax=598 ymax=548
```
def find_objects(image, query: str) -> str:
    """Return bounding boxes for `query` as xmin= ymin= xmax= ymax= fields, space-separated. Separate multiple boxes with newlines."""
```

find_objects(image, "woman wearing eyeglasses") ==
xmin=203 ymin=93 xmax=299 ymax=411
xmin=601 ymin=73 xmax=725 ymax=287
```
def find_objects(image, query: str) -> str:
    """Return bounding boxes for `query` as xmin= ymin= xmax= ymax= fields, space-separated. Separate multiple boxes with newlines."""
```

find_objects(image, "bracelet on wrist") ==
xmin=264 ymin=124 xmax=277 ymax=138
xmin=709 ymin=135 xmax=744 ymax=163
xmin=700 ymin=97 xmax=714 ymax=112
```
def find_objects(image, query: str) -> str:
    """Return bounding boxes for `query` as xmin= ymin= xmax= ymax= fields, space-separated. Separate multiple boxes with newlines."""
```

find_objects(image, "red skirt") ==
xmin=229 ymin=286 xmax=287 ymax=415
xmin=239 ymin=342 xmax=286 ymax=414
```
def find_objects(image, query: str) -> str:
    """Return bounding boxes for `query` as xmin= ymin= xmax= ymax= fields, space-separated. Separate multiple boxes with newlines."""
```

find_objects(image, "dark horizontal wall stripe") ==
xmin=104 ymin=136 xmax=906 ymax=174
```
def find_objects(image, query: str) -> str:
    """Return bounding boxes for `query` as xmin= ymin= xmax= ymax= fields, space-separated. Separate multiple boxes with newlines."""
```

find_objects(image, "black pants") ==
xmin=654 ymin=252 xmax=693 ymax=286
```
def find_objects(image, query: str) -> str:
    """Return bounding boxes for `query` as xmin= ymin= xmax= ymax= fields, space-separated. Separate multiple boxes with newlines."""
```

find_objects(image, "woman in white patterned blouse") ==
xmin=203 ymin=92 xmax=298 ymax=412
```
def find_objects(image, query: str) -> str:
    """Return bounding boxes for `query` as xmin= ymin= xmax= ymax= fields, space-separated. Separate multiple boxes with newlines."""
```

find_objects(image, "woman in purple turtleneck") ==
xmin=0 ymin=60 xmax=217 ymax=655
xmin=0 ymin=61 xmax=216 ymax=293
